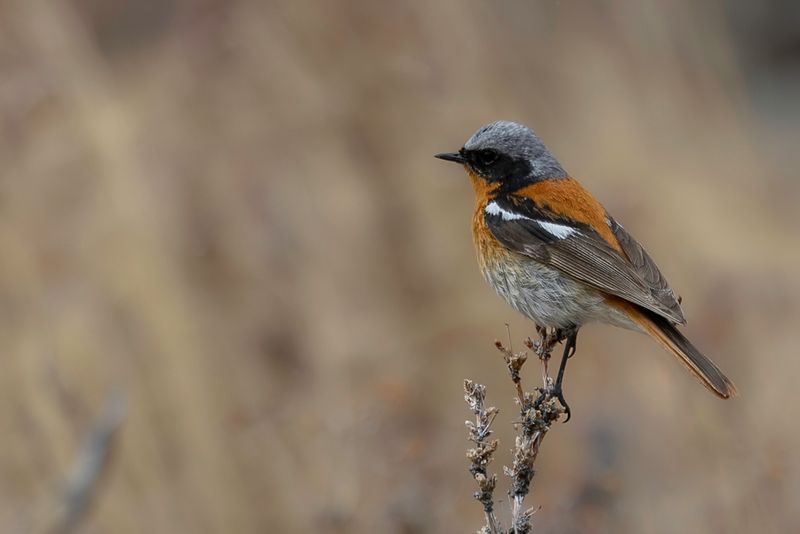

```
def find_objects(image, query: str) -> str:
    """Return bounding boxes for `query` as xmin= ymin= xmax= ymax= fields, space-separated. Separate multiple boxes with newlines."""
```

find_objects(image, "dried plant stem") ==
xmin=464 ymin=379 xmax=502 ymax=533
xmin=465 ymin=327 xmax=566 ymax=534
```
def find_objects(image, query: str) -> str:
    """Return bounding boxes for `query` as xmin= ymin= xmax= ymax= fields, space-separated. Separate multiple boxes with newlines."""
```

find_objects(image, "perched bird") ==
xmin=436 ymin=121 xmax=736 ymax=418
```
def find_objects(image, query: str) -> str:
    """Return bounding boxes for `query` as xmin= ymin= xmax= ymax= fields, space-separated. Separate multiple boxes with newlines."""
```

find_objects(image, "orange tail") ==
xmin=626 ymin=307 xmax=737 ymax=399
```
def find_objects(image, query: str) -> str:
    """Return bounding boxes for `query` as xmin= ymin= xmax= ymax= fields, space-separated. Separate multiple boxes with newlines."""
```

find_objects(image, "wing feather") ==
xmin=485 ymin=197 xmax=685 ymax=325
xmin=608 ymin=217 xmax=685 ymax=324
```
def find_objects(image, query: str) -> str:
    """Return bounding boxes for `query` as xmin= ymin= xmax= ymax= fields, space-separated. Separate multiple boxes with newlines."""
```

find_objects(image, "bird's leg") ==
xmin=553 ymin=328 xmax=579 ymax=422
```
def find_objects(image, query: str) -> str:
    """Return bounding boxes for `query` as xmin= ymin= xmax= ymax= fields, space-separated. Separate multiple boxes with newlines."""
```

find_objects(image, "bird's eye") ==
xmin=478 ymin=150 xmax=498 ymax=166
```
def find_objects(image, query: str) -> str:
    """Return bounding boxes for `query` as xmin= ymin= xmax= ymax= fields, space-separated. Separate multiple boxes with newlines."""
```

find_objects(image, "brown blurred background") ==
xmin=1 ymin=1 xmax=799 ymax=532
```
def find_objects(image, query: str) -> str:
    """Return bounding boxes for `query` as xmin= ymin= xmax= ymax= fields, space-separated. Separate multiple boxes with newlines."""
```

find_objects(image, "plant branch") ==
xmin=464 ymin=379 xmax=503 ymax=534
xmin=465 ymin=327 xmax=566 ymax=533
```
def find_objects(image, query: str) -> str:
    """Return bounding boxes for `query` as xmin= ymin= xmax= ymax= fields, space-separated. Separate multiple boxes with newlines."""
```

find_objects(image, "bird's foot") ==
xmin=551 ymin=383 xmax=572 ymax=423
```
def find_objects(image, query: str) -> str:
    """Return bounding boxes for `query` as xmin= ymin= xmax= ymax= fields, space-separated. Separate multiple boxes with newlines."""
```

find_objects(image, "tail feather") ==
xmin=628 ymin=307 xmax=737 ymax=399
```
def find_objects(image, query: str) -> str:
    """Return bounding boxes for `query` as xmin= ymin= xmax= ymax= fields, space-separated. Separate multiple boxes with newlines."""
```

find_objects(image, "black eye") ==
xmin=477 ymin=150 xmax=498 ymax=166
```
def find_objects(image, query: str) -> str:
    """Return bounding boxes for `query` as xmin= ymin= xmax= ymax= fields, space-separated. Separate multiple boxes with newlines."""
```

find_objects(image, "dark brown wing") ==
xmin=485 ymin=197 xmax=686 ymax=325
xmin=608 ymin=217 xmax=685 ymax=324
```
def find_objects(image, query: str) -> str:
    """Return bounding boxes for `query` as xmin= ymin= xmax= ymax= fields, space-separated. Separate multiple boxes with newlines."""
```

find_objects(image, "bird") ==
xmin=435 ymin=120 xmax=736 ymax=419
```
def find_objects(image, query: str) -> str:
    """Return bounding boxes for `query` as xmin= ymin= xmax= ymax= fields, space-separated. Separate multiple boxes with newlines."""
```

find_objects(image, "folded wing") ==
xmin=485 ymin=196 xmax=686 ymax=325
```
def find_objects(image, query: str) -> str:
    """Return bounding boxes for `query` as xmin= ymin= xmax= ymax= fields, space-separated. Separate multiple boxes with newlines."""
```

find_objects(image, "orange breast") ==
xmin=467 ymin=168 xmax=505 ymax=269
xmin=472 ymin=197 xmax=509 ymax=273
xmin=515 ymin=177 xmax=624 ymax=253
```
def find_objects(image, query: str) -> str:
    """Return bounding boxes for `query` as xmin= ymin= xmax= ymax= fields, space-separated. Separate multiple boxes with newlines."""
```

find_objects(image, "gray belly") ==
xmin=481 ymin=254 xmax=638 ymax=330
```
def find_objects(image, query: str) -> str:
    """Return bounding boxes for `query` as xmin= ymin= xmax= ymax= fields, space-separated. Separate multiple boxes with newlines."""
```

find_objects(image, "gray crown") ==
xmin=464 ymin=121 xmax=567 ymax=178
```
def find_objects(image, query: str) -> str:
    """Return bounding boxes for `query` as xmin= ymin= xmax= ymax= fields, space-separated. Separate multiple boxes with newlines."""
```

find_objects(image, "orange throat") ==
xmin=467 ymin=169 xmax=498 ymax=209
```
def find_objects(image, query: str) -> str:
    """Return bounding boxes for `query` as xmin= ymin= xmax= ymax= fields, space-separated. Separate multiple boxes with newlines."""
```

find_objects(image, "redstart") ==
xmin=436 ymin=121 xmax=736 ymax=418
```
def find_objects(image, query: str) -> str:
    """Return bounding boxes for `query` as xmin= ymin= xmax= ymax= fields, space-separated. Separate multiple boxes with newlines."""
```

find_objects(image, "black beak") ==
xmin=434 ymin=151 xmax=466 ymax=164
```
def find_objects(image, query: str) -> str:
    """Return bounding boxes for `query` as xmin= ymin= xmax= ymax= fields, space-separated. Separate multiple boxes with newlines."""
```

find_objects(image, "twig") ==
xmin=464 ymin=380 xmax=503 ymax=534
xmin=465 ymin=327 xmax=565 ymax=533
xmin=49 ymin=391 xmax=128 ymax=534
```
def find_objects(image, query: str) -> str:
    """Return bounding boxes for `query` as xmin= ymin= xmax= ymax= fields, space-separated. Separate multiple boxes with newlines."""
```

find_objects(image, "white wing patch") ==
xmin=536 ymin=220 xmax=577 ymax=239
xmin=485 ymin=201 xmax=578 ymax=239
xmin=484 ymin=201 xmax=528 ymax=221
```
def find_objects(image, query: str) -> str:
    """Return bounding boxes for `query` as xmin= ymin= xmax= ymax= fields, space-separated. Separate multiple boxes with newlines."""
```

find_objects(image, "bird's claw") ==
xmin=552 ymin=385 xmax=572 ymax=423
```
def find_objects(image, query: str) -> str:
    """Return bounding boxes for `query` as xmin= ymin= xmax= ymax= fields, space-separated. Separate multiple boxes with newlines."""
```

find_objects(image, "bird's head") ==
xmin=435 ymin=121 xmax=566 ymax=192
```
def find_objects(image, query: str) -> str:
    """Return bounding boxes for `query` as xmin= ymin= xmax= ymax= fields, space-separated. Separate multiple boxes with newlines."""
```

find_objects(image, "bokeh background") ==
xmin=1 ymin=1 xmax=799 ymax=532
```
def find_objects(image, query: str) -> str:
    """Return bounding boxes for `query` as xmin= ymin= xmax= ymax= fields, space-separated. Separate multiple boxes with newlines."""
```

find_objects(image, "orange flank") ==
xmin=515 ymin=178 xmax=624 ymax=254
